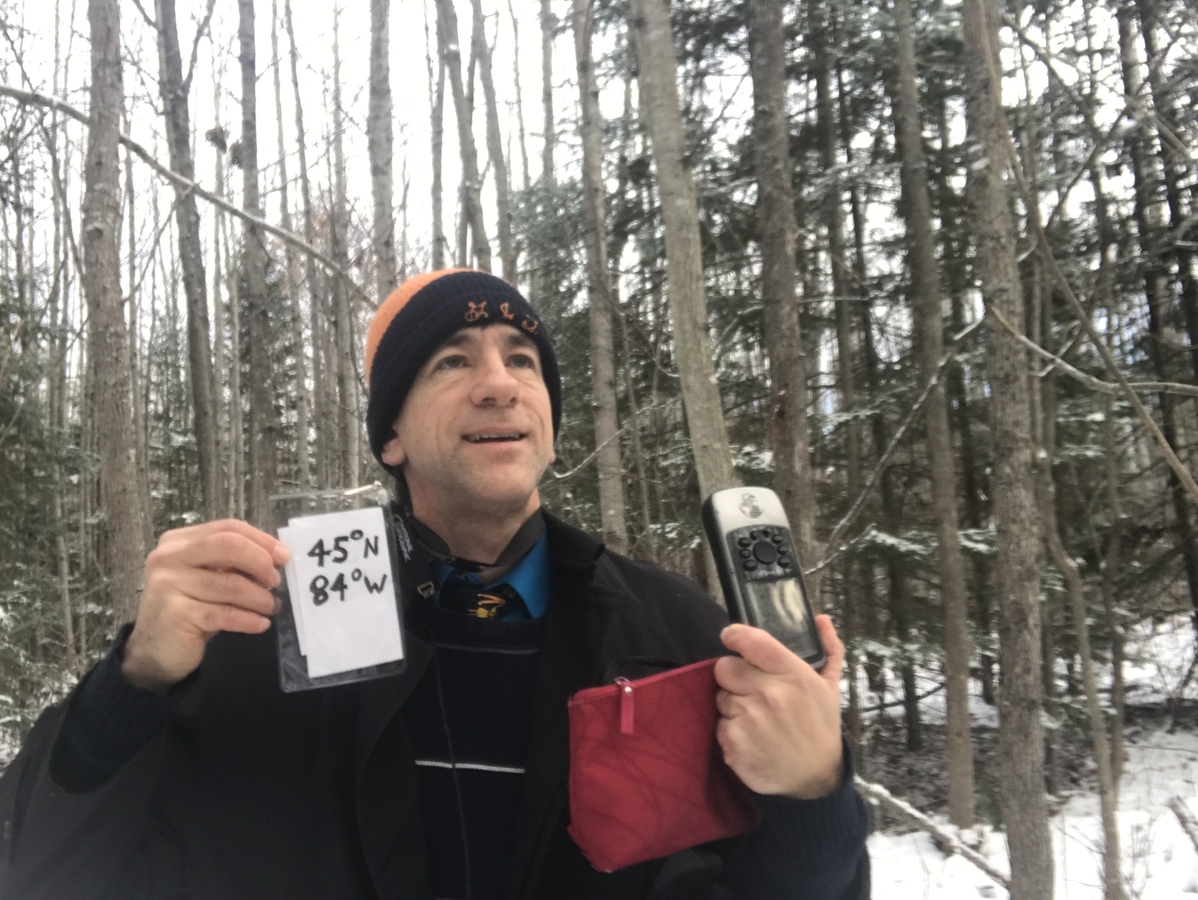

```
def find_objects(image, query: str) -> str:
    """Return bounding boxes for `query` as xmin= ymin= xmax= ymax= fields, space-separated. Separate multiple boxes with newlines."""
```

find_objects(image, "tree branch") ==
xmin=184 ymin=0 xmax=219 ymax=92
xmin=813 ymin=318 xmax=985 ymax=576
xmin=988 ymin=306 xmax=1198 ymax=400
xmin=0 ymin=83 xmax=371 ymax=306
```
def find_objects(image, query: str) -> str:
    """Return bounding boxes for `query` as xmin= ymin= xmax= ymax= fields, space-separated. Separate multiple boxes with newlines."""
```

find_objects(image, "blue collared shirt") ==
xmin=431 ymin=530 xmax=551 ymax=620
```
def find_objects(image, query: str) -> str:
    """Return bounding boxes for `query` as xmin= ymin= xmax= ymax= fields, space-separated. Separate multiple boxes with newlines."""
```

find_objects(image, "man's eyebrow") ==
xmin=433 ymin=328 xmax=538 ymax=352
xmin=438 ymin=331 xmax=474 ymax=350
xmin=503 ymin=332 xmax=538 ymax=351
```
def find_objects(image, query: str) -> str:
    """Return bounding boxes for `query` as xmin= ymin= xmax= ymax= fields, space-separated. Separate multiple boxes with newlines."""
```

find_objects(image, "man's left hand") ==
xmin=714 ymin=615 xmax=846 ymax=800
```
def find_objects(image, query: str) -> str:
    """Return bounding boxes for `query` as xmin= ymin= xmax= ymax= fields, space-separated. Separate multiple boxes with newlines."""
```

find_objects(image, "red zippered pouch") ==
xmin=566 ymin=657 xmax=762 ymax=873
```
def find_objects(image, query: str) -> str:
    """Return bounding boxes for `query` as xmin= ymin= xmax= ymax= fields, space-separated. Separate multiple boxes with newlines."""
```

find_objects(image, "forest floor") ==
xmin=866 ymin=613 xmax=1198 ymax=898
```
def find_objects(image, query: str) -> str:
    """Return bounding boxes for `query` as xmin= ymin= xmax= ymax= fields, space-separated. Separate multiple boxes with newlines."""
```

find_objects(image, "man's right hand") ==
xmin=121 ymin=520 xmax=291 ymax=692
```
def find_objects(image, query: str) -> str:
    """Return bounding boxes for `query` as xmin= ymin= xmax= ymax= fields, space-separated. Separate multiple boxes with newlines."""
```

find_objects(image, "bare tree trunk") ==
xmin=48 ymin=14 xmax=76 ymax=661
xmin=540 ymin=0 xmax=555 ymax=185
xmin=961 ymin=0 xmax=1052 ymax=895
xmin=1036 ymin=366 xmax=1126 ymax=900
xmin=435 ymin=0 xmax=492 ymax=273
xmin=83 ymin=0 xmax=147 ymax=623
xmin=627 ymin=0 xmax=736 ymax=510
xmin=209 ymin=84 xmax=235 ymax=517
xmin=937 ymin=96 xmax=993 ymax=705
xmin=426 ymin=10 xmax=447 ymax=271
xmin=330 ymin=11 xmax=359 ymax=489
xmin=1102 ymin=390 xmax=1126 ymax=786
xmin=473 ymin=0 xmax=516 ymax=284
xmin=122 ymin=103 xmax=154 ymax=550
xmin=284 ymin=0 xmax=327 ymax=489
xmin=239 ymin=0 xmax=278 ymax=526
xmin=1083 ymin=0 xmax=1126 ymax=796
xmin=891 ymin=0 xmax=975 ymax=827
xmin=157 ymin=0 xmax=219 ymax=521
xmin=369 ymin=0 xmax=398 ymax=298
xmin=573 ymin=0 xmax=629 ymax=554
xmin=746 ymin=0 xmax=820 ymax=597
xmin=271 ymin=0 xmax=310 ymax=488
xmin=506 ymin=0 xmax=531 ymax=192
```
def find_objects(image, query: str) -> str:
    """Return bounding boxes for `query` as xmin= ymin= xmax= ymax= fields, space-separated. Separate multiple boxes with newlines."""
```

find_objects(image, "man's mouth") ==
xmin=464 ymin=432 xmax=525 ymax=443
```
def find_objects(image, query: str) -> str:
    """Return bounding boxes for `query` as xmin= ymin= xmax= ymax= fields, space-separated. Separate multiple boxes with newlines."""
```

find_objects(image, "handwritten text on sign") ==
xmin=280 ymin=507 xmax=404 ymax=679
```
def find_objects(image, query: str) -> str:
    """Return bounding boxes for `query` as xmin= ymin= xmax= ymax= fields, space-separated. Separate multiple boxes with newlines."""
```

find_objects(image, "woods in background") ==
xmin=1 ymin=0 xmax=1195 ymax=896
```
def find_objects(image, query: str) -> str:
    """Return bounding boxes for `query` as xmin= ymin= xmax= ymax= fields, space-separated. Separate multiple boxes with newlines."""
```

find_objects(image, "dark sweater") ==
xmin=404 ymin=602 xmax=544 ymax=900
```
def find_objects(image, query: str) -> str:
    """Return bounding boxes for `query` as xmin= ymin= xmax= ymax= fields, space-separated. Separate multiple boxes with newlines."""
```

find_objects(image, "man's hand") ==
xmin=121 ymin=520 xmax=291 ymax=692
xmin=714 ymin=615 xmax=846 ymax=800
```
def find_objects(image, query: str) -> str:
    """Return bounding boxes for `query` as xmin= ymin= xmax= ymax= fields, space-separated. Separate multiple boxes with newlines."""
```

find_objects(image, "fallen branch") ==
xmin=854 ymin=777 xmax=1011 ymax=890
xmin=1169 ymin=796 xmax=1198 ymax=854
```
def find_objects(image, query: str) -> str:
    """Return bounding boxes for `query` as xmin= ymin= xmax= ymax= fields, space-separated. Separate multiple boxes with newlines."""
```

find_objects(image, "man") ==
xmin=0 ymin=269 xmax=869 ymax=899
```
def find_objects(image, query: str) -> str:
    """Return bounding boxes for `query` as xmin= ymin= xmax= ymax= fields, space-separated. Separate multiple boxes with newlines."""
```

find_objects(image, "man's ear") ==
xmin=380 ymin=431 xmax=406 ymax=467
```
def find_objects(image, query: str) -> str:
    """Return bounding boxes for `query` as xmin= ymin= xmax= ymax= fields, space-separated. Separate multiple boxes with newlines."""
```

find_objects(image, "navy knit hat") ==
xmin=364 ymin=269 xmax=562 ymax=471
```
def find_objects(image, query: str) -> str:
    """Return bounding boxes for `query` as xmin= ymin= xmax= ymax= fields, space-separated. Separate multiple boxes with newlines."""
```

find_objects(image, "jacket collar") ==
xmin=541 ymin=510 xmax=605 ymax=573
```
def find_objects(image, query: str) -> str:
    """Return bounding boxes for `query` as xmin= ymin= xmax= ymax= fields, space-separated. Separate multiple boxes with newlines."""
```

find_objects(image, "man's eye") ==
xmin=434 ymin=355 xmax=467 ymax=370
xmin=510 ymin=354 xmax=537 ymax=369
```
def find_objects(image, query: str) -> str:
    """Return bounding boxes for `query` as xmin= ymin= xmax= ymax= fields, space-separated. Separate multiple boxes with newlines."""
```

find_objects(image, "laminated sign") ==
xmin=272 ymin=488 xmax=406 ymax=691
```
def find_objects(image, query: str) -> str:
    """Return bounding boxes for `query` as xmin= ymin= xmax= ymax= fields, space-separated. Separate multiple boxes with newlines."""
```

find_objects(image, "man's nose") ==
xmin=470 ymin=350 xmax=519 ymax=406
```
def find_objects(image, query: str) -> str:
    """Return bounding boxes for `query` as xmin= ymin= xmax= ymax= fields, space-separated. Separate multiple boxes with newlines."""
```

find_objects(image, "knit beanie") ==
xmin=364 ymin=269 xmax=562 ymax=471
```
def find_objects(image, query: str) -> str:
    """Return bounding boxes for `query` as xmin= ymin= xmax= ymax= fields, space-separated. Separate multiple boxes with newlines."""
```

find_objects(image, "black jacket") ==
xmin=0 ymin=513 xmax=869 ymax=899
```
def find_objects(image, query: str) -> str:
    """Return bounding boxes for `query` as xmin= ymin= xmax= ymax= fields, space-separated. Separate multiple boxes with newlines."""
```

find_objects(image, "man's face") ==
xmin=379 ymin=324 xmax=556 ymax=524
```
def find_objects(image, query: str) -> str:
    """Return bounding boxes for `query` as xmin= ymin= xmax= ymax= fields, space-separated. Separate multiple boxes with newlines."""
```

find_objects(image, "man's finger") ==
xmin=161 ymin=531 xmax=286 ymax=588
xmin=159 ymin=519 xmax=290 ymax=565
xmin=719 ymin=623 xmax=805 ymax=677
xmin=172 ymin=568 xmax=281 ymax=617
xmin=814 ymin=615 xmax=845 ymax=685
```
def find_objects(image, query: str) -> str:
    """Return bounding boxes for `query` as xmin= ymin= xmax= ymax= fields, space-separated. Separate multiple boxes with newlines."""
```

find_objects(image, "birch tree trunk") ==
xmin=284 ymin=0 xmax=327 ymax=488
xmin=157 ymin=0 xmax=218 ymax=521
xmin=434 ymin=0 xmax=492 ymax=273
xmin=209 ymin=115 xmax=230 ymax=515
xmin=573 ymin=0 xmax=629 ymax=554
xmin=628 ymin=0 xmax=736 ymax=507
xmin=369 ymin=0 xmax=398 ymax=298
xmin=746 ymin=0 xmax=820 ymax=596
xmin=122 ymin=104 xmax=154 ymax=550
xmin=49 ymin=23 xmax=75 ymax=658
xmin=892 ymin=0 xmax=975 ymax=826
xmin=473 ymin=0 xmax=516 ymax=284
xmin=540 ymin=0 xmax=555 ymax=185
xmin=961 ymin=0 xmax=1052 ymax=894
xmin=271 ymin=0 xmax=310 ymax=487
xmin=506 ymin=0 xmax=531 ymax=192
xmin=239 ymin=0 xmax=278 ymax=526
xmin=426 ymin=11 xmax=447 ymax=271
xmin=83 ymin=0 xmax=147 ymax=623
xmin=330 ymin=11 xmax=360 ymax=489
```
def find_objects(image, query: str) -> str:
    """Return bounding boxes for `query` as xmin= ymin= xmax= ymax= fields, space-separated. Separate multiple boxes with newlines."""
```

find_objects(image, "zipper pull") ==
xmin=615 ymin=677 xmax=635 ymax=735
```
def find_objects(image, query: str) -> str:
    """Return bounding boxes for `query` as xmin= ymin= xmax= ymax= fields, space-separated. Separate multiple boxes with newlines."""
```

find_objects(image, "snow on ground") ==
xmin=869 ymin=615 xmax=1198 ymax=898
